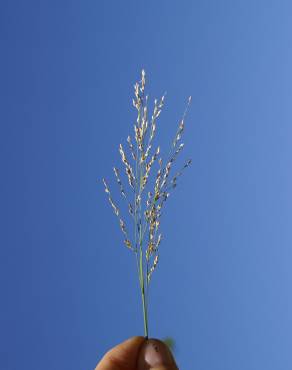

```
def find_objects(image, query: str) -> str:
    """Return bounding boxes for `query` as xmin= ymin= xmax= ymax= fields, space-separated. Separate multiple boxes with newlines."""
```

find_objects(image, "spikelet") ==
xmin=141 ymin=103 xmax=148 ymax=139
xmin=124 ymin=239 xmax=132 ymax=249
xmin=128 ymin=202 xmax=134 ymax=216
xmin=159 ymin=143 xmax=185 ymax=190
xmin=172 ymin=96 xmax=191 ymax=149
xmin=147 ymin=255 xmax=159 ymax=283
xmin=169 ymin=159 xmax=192 ymax=189
xmin=113 ymin=167 xmax=126 ymax=198
xmin=119 ymin=144 xmax=135 ymax=188
xmin=146 ymin=191 xmax=152 ymax=208
xmin=142 ymin=146 xmax=160 ymax=190
xmin=112 ymin=166 xmax=135 ymax=218
xmin=127 ymin=135 xmax=136 ymax=160
xmin=146 ymin=234 xmax=162 ymax=260
xmin=102 ymin=178 xmax=119 ymax=216
xmin=141 ymin=69 xmax=146 ymax=93
xmin=156 ymin=233 xmax=162 ymax=249
xmin=134 ymin=82 xmax=141 ymax=109
xmin=148 ymin=95 xmax=165 ymax=144
xmin=146 ymin=241 xmax=154 ymax=261
xmin=134 ymin=125 xmax=143 ymax=152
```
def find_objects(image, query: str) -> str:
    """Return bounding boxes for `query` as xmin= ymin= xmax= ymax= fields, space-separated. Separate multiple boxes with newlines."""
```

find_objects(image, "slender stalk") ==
xmin=140 ymin=245 xmax=148 ymax=337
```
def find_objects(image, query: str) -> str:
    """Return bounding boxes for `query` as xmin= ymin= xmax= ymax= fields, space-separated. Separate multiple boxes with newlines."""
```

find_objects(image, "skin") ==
xmin=95 ymin=337 xmax=179 ymax=370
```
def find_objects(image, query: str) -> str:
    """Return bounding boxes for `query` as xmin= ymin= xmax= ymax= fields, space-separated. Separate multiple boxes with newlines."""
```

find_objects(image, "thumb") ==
xmin=95 ymin=336 xmax=145 ymax=370
xmin=137 ymin=338 xmax=179 ymax=370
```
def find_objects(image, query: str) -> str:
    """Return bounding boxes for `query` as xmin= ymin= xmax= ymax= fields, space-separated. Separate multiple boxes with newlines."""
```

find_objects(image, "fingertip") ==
xmin=137 ymin=338 xmax=178 ymax=370
xmin=96 ymin=336 xmax=145 ymax=370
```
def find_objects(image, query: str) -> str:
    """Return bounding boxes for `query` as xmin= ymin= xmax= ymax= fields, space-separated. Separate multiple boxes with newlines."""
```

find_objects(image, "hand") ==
xmin=95 ymin=336 xmax=179 ymax=370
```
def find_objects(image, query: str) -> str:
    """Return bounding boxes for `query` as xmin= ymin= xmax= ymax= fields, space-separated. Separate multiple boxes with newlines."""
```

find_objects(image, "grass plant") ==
xmin=102 ymin=70 xmax=191 ymax=338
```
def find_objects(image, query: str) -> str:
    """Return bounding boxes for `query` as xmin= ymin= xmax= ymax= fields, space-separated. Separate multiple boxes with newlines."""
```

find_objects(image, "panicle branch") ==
xmin=102 ymin=178 xmax=133 ymax=250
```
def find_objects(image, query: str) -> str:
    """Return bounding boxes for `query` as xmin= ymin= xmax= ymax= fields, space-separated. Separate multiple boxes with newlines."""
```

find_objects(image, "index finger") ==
xmin=95 ymin=336 xmax=145 ymax=370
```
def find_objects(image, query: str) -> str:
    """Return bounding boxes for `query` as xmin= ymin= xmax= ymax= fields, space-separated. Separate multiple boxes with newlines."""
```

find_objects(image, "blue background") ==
xmin=1 ymin=1 xmax=292 ymax=369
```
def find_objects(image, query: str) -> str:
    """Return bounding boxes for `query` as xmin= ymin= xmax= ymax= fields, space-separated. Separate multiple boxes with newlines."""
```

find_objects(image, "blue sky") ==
xmin=1 ymin=1 xmax=292 ymax=369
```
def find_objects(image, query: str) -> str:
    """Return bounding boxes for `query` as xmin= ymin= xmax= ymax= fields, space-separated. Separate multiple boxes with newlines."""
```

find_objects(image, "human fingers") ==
xmin=137 ymin=338 xmax=179 ymax=370
xmin=95 ymin=336 xmax=145 ymax=370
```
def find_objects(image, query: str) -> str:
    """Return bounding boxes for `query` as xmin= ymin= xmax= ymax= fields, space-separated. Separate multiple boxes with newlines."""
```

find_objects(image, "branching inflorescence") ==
xmin=102 ymin=70 xmax=191 ymax=338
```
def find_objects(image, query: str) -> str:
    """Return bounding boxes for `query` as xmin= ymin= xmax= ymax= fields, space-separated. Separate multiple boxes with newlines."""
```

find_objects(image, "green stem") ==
xmin=141 ymin=281 xmax=148 ymax=337
xmin=139 ymin=247 xmax=148 ymax=338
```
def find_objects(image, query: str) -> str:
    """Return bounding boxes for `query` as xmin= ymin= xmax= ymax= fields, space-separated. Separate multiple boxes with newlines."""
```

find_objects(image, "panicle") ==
xmin=102 ymin=70 xmax=192 ymax=294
